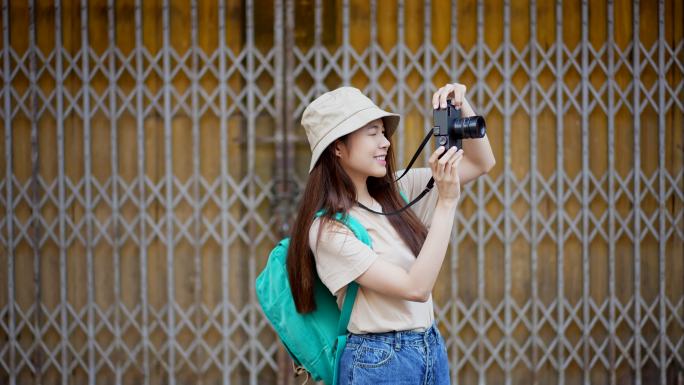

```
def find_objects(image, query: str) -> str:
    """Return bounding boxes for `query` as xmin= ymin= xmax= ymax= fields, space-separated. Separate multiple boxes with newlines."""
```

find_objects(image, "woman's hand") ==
xmin=431 ymin=82 xmax=495 ymax=187
xmin=432 ymin=82 xmax=475 ymax=117
xmin=429 ymin=146 xmax=463 ymax=204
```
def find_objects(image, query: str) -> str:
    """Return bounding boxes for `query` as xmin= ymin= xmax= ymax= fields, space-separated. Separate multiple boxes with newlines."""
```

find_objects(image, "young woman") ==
xmin=287 ymin=84 xmax=495 ymax=385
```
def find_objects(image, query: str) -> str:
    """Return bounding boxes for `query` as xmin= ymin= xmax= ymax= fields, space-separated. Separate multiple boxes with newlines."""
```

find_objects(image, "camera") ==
xmin=432 ymin=99 xmax=486 ymax=153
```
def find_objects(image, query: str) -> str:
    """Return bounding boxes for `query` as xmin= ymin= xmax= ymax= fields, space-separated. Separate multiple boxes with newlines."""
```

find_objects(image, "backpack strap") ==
xmin=314 ymin=210 xmax=370 ymax=385
xmin=329 ymin=213 xmax=369 ymax=335
xmin=399 ymin=190 xmax=409 ymax=204
xmin=313 ymin=211 xmax=371 ymax=334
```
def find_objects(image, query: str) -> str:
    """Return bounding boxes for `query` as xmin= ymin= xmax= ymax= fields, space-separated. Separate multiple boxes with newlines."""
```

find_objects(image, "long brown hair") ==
xmin=287 ymin=132 xmax=429 ymax=313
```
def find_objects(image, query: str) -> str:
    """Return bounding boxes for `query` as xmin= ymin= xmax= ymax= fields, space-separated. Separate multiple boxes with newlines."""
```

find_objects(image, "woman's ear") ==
xmin=334 ymin=141 xmax=343 ymax=158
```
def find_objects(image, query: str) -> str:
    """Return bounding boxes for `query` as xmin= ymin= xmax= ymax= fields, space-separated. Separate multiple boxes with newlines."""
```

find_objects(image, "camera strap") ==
xmin=393 ymin=129 xmax=433 ymax=183
xmin=356 ymin=129 xmax=436 ymax=216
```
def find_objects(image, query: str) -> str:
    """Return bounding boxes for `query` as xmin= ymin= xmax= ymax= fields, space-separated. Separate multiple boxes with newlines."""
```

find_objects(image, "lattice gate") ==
xmin=1 ymin=1 xmax=682 ymax=385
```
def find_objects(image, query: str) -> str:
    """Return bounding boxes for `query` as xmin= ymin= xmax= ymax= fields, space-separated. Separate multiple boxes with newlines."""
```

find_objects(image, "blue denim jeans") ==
xmin=338 ymin=323 xmax=450 ymax=385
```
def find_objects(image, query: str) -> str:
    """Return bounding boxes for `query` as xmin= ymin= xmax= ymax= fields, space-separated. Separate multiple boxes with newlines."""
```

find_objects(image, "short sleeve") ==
xmin=309 ymin=218 xmax=378 ymax=295
xmin=395 ymin=168 xmax=440 ymax=228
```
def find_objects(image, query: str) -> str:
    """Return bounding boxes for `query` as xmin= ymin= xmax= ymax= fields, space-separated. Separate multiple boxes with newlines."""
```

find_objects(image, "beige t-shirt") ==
xmin=309 ymin=168 xmax=440 ymax=334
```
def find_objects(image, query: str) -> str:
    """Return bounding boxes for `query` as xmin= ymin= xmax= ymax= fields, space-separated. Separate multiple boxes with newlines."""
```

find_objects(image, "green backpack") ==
xmin=255 ymin=211 xmax=371 ymax=385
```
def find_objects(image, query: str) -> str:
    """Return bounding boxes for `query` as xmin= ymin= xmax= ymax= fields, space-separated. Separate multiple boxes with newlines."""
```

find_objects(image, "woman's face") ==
xmin=335 ymin=118 xmax=391 ymax=180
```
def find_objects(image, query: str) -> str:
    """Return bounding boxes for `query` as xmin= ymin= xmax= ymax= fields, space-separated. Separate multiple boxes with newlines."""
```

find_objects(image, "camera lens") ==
xmin=453 ymin=116 xmax=486 ymax=138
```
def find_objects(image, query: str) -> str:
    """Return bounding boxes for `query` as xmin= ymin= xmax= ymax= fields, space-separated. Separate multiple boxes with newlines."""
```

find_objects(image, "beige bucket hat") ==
xmin=301 ymin=87 xmax=400 ymax=173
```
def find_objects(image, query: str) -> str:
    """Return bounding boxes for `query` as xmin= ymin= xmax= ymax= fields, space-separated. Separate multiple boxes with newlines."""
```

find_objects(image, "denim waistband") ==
xmin=347 ymin=323 xmax=440 ymax=347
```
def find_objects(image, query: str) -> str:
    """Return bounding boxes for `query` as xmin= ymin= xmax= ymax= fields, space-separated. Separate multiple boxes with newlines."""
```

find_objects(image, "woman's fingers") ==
xmin=438 ymin=147 xmax=458 ymax=167
xmin=430 ymin=146 xmax=464 ymax=183
xmin=430 ymin=147 xmax=459 ymax=178
xmin=429 ymin=146 xmax=446 ymax=166
xmin=431 ymin=146 xmax=462 ymax=202
xmin=445 ymin=150 xmax=464 ymax=177
xmin=432 ymin=87 xmax=445 ymax=108
xmin=443 ymin=149 xmax=463 ymax=173
xmin=432 ymin=83 xmax=467 ymax=109
xmin=439 ymin=85 xmax=453 ymax=109
xmin=446 ymin=83 xmax=466 ymax=108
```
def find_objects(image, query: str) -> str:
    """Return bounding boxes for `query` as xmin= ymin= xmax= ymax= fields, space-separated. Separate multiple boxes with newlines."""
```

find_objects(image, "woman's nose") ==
xmin=381 ymin=136 xmax=390 ymax=148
